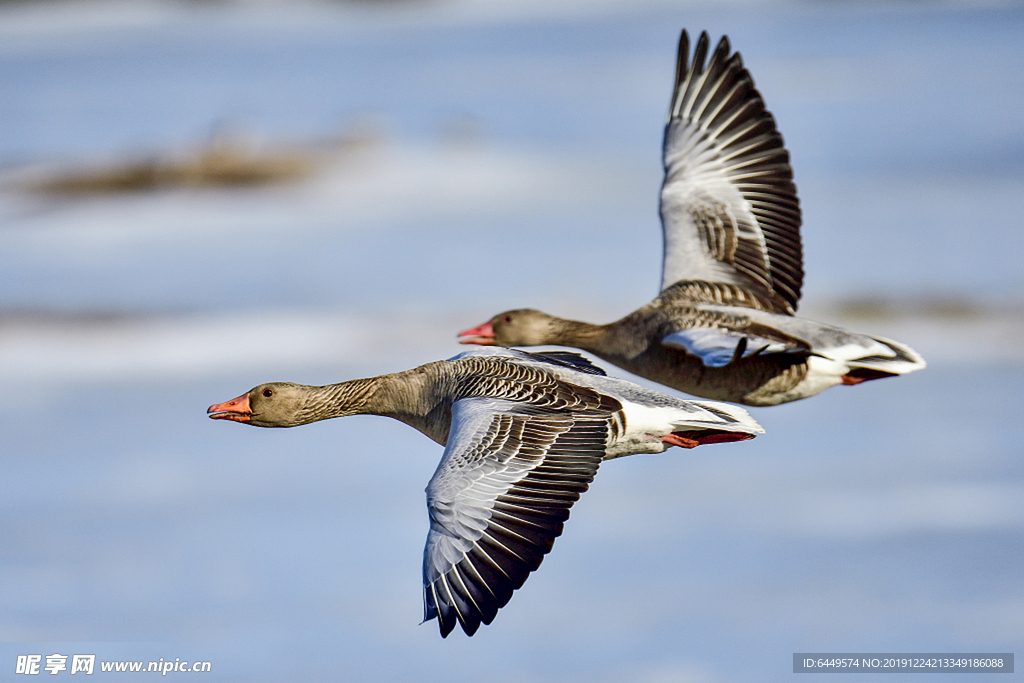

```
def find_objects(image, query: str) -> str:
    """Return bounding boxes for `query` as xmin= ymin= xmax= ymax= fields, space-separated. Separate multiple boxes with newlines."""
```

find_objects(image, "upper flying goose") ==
xmin=458 ymin=30 xmax=925 ymax=407
xmin=207 ymin=347 xmax=762 ymax=637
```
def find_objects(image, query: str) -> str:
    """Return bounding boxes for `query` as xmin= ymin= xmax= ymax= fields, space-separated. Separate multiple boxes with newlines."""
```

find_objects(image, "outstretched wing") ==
xmin=422 ymin=397 xmax=609 ymax=637
xmin=659 ymin=30 xmax=803 ymax=313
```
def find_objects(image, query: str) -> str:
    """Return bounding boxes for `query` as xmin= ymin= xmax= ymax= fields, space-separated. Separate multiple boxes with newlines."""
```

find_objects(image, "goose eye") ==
xmin=503 ymin=315 xmax=513 ymax=323
xmin=262 ymin=389 xmax=273 ymax=398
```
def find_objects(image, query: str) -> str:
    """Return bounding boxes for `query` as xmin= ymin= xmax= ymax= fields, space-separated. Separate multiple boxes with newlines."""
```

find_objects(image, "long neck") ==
xmin=301 ymin=376 xmax=387 ymax=422
xmin=304 ymin=370 xmax=445 ymax=442
xmin=546 ymin=317 xmax=618 ymax=356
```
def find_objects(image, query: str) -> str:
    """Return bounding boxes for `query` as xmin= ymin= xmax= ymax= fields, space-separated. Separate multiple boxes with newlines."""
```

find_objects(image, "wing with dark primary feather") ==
xmin=523 ymin=350 xmax=607 ymax=376
xmin=659 ymin=30 xmax=803 ymax=313
xmin=422 ymin=396 xmax=612 ymax=637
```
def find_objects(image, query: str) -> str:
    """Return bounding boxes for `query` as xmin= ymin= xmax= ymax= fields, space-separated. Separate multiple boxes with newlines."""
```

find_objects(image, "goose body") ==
xmin=208 ymin=347 xmax=762 ymax=636
xmin=459 ymin=30 xmax=925 ymax=407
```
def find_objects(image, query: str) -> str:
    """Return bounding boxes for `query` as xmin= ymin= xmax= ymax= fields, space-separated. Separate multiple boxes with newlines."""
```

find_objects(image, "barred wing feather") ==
xmin=423 ymin=397 xmax=608 ymax=637
xmin=660 ymin=30 xmax=803 ymax=313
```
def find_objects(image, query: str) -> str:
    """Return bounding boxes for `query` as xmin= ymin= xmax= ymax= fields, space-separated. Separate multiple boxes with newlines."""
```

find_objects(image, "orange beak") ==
xmin=207 ymin=392 xmax=252 ymax=422
xmin=457 ymin=321 xmax=496 ymax=346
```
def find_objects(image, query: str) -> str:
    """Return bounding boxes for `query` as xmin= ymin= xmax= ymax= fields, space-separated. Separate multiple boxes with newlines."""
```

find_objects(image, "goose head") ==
xmin=458 ymin=309 xmax=559 ymax=347
xmin=207 ymin=382 xmax=314 ymax=427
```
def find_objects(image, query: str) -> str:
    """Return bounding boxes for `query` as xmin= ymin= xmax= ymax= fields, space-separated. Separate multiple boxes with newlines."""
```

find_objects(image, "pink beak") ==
xmin=207 ymin=392 xmax=252 ymax=422
xmin=457 ymin=321 xmax=496 ymax=346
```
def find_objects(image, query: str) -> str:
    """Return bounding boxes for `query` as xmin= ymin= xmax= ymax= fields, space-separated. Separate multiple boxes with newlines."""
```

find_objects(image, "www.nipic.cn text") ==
xmin=16 ymin=655 xmax=212 ymax=675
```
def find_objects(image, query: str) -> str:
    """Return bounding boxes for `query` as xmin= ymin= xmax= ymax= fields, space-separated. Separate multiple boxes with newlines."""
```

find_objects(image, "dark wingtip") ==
xmin=694 ymin=30 xmax=710 ymax=71
xmin=675 ymin=29 xmax=690 ymax=86
xmin=714 ymin=34 xmax=730 ymax=58
xmin=460 ymin=618 xmax=481 ymax=637
xmin=438 ymin=611 xmax=455 ymax=638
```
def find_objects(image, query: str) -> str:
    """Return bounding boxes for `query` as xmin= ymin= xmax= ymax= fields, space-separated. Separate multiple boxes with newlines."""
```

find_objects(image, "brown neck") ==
xmin=308 ymin=369 xmax=444 ymax=439
xmin=544 ymin=317 xmax=622 ymax=357
xmin=301 ymin=376 xmax=388 ymax=422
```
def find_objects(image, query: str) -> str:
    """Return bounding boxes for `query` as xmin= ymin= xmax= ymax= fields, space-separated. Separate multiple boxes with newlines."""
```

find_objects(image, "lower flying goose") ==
xmin=208 ymin=348 xmax=762 ymax=636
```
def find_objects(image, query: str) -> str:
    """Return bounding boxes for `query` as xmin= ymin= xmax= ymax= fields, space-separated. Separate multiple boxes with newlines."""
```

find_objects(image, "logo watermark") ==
xmin=16 ymin=654 xmax=210 ymax=675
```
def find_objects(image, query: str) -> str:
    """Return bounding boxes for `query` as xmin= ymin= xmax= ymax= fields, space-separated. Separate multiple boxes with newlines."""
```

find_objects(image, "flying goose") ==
xmin=208 ymin=348 xmax=762 ymax=636
xmin=458 ymin=30 xmax=925 ymax=406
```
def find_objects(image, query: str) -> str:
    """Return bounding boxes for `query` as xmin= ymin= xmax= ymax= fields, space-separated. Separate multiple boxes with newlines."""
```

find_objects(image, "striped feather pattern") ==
xmin=424 ymin=399 xmax=609 ymax=637
xmin=660 ymin=30 xmax=803 ymax=314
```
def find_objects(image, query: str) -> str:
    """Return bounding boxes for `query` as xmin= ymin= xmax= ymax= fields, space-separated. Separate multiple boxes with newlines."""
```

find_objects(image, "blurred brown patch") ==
xmin=21 ymin=124 xmax=383 ymax=195
xmin=834 ymin=294 xmax=987 ymax=321
xmin=28 ymin=146 xmax=314 ymax=194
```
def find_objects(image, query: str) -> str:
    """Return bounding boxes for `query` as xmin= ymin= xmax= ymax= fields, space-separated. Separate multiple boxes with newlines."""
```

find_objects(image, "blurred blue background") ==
xmin=0 ymin=0 xmax=1022 ymax=680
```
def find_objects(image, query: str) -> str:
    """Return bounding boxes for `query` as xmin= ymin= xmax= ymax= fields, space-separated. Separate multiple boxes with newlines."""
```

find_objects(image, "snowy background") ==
xmin=0 ymin=0 xmax=1022 ymax=680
